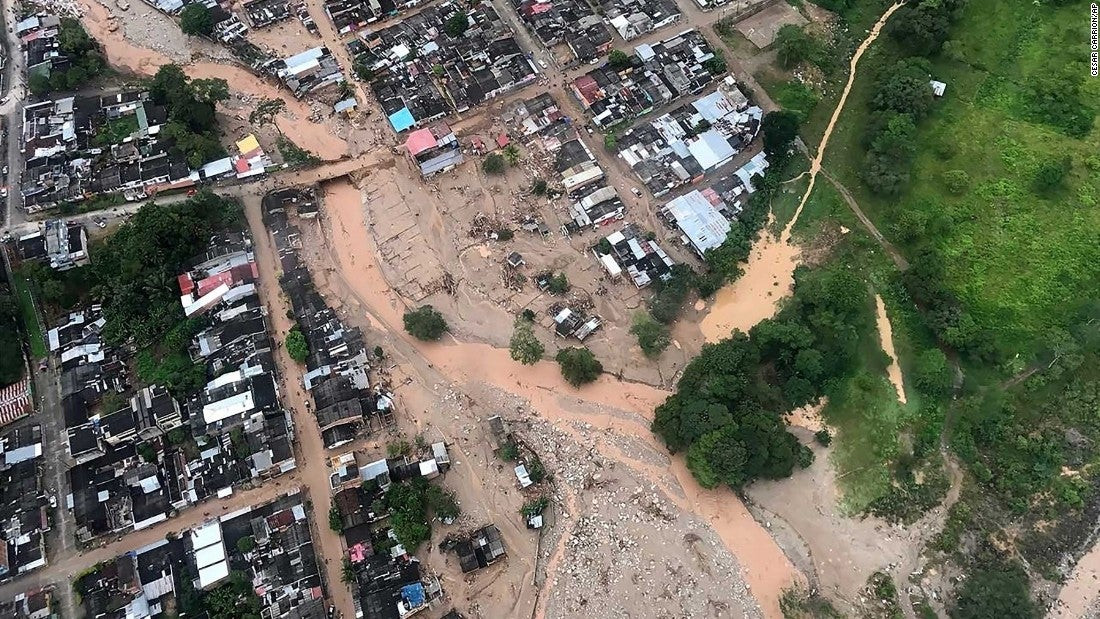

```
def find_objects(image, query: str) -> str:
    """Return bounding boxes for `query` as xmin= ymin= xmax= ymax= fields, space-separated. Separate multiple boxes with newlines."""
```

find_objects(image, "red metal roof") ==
xmin=404 ymin=127 xmax=438 ymax=157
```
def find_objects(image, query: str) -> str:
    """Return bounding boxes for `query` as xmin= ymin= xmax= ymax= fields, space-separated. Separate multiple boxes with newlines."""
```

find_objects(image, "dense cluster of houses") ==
xmin=353 ymin=0 xmax=538 ymax=132
xmin=16 ymin=219 xmax=89 ymax=271
xmin=54 ymin=232 xmax=298 ymax=543
xmin=617 ymin=78 xmax=763 ymax=197
xmin=263 ymin=188 xmax=397 ymax=449
xmin=19 ymin=90 xmax=272 ymax=213
xmin=571 ymin=29 xmax=720 ymax=130
xmin=659 ymin=162 xmax=768 ymax=257
xmin=76 ymin=490 xmax=325 ymax=619
xmin=328 ymin=445 xmax=476 ymax=618
xmin=0 ymin=424 xmax=48 ymax=581
xmin=510 ymin=0 xmax=612 ymax=64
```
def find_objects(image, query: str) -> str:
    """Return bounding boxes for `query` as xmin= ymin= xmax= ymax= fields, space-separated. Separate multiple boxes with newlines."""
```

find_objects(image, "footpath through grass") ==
xmin=821 ymin=0 xmax=1100 ymax=354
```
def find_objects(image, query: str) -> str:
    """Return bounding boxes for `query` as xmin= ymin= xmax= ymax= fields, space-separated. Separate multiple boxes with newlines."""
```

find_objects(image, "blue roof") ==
xmin=388 ymin=108 xmax=416 ymax=132
xmin=401 ymin=583 xmax=426 ymax=608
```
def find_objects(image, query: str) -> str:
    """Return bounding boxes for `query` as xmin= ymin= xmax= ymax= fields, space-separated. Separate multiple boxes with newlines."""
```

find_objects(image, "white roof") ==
xmin=194 ymin=543 xmax=225 ymax=569
xmin=3 ymin=444 xmax=42 ymax=465
xmin=419 ymin=459 xmax=439 ymax=477
xmin=664 ymin=190 xmax=731 ymax=255
xmin=688 ymin=130 xmax=735 ymax=170
xmin=202 ymin=391 xmax=255 ymax=424
xmin=189 ymin=521 xmax=222 ymax=550
xmin=360 ymin=458 xmax=390 ymax=481
xmin=197 ymin=561 xmax=230 ymax=589
xmin=599 ymin=254 xmax=622 ymax=277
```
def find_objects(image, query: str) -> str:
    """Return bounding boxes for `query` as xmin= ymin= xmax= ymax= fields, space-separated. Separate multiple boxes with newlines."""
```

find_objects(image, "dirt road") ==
xmin=242 ymin=192 xmax=358 ymax=617
xmin=700 ymin=2 xmax=906 ymax=342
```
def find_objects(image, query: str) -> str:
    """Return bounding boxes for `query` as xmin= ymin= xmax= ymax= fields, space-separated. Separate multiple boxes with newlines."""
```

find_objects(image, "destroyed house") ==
xmin=510 ymin=0 xmax=612 ymax=63
xmin=572 ymin=29 xmax=719 ymax=129
xmin=597 ymin=224 xmax=675 ymax=288
xmin=244 ymin=0 xmax=291 ymax=27
xmin=358 ymin=0 xmax=538 ymax=132
xmin=452 ymin=525 xmax=506 ymax=573
xmin=617 ymin=83 xmax=760 ymax=197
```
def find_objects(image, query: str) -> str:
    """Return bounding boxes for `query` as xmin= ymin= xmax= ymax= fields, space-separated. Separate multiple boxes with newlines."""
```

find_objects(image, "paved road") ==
xmin=1 ymin=0 xmax=26 ymax=229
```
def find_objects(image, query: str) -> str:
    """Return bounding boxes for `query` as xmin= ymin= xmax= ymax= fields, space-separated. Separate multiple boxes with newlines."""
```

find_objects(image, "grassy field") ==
xmin=819 ymin=0 xmax=1100 ymax=356
xmin=13 ymin=276 xmax=47 ymax=358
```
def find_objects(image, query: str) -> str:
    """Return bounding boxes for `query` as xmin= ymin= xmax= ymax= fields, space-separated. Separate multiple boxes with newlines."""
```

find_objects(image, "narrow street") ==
xmin=0 ymin=0 xmax=790 ymax=611
xmin=0 ymin=473 xmax=304 ymax=601
xmin=241 ymin=191 xmax=359 ymax=618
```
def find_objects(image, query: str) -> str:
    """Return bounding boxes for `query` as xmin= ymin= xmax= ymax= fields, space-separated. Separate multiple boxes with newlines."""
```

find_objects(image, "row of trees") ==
xmin=654 ymin=262 xmax=872 ymax=489
xmin=403 ymin=305 xmax=603 ymax=387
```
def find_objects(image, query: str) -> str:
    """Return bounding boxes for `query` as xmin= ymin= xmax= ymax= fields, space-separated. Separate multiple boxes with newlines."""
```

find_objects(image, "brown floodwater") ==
xmin=77 ymin=0 xmax=348 ymax=160
xmin=874 ymin=294 xmax=907 ymax=404
xmin=321 ymin=180 xmax=801 ymax=617
xmin=699 ymin=1 xmax=907 ymax=344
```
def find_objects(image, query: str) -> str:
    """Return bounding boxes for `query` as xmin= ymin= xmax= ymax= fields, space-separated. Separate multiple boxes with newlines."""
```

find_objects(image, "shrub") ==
xmin=942 ymin=170 xmax=970 ymax=195
xmin=556 ymin=347 xmax=603 ymax=387
xmin=603 ymin=133 xmax=617 ymax=151
xmin=329 ymin=504 xmax=343 ymax=531
xmin=1032 ymin=156 xmax=1071 ymax=195
xmin=814 ymin=429 xmax=832 ymax=446
xmin=913 ymin=349 xmax=951 ymax=398
xmin=499 ymin=441 xmax=519 ymax=461
xmin=403 ymin=305 xmax=448 ymax=340
xmin=531 ymin=179 xmax=548 ymax=195
xmin=426 ymin=485 xmax=460 ymax=521
xmin=285 ymin=328 xmax=308 ymax=362
xmin=236 ymin=536 xmax=255 ymax=553
xmin=631 ymin=313 xmax=670 ymax=358
xmin=482 ymin=153 xmax=506 ymax=175
xmin=387 ymin=439 xmax=411 ymax=458
xmin=546 ymin=272 xmax=570 ymax=295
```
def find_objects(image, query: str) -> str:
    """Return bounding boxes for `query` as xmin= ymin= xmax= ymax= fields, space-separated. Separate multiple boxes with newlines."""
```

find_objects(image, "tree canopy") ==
xmin=180 ymin=3 xmax=214 ymax=36
xmin=762 ymin=110 xmax=801 ymax=158
xmin=149 ymin=64 xmax=229 ymax=167
xmin=775 ymin=25 xmax=813 ymax=69
xmin=443 ymin=11 xmax=469 ymax=38
xmin=29 ymin=19 xmax=104 ymax=95
xmin=403 ymin=305 xmax=448 ymax=341
xmin=556 ymin=347 xmax=603 ymax=387
xmin=286 ymin=328 xmax=309 ymax=363
xmin=653 ymin=263 xmax=871 ymax=488
xmin=509 ymin=317 xmax=544 ymax=365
